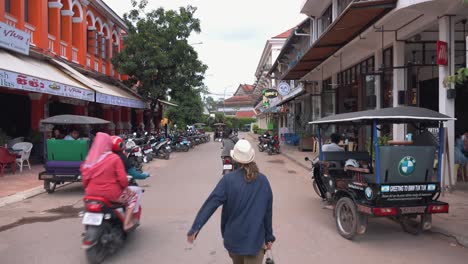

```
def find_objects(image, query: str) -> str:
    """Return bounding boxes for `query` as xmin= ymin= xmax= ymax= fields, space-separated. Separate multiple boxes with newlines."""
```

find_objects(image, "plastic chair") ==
xmin=7 ymin=137 xmax=24 ymax=149
xmin=12 ymin=142 xmax=33 ymax=173
xmin=0 ymin=147 xmax=16 ymax=176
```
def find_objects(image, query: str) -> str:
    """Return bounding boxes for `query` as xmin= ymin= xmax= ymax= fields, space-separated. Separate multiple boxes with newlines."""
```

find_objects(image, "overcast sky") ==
xmin=103 ymin=0 xmax=305 ymax=98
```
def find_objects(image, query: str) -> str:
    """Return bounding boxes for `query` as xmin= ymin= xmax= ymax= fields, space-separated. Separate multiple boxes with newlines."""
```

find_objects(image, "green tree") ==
xmin=204 ymin=96 xmax=218 ymax=111
xmin=112 ymin=0 xmax=207 ymax=124
xmin=165 ymin=86 xmax=204 ymax=127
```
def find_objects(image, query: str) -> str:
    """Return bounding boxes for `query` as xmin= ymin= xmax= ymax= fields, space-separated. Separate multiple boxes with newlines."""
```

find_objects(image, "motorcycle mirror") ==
xmin=305 ymin=157 xmax=309 ymax=161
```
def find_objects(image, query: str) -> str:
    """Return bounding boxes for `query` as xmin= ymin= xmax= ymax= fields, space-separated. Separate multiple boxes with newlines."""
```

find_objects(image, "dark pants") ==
xmin=229 ymin=249 xmax=264 ymax=264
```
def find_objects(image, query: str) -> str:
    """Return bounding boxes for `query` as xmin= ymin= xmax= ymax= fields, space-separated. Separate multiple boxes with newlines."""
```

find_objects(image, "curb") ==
xmin=431 ymin=226 xmax=468 ymax=248
xmin=0 ymin=182 xmax=72 ymax=208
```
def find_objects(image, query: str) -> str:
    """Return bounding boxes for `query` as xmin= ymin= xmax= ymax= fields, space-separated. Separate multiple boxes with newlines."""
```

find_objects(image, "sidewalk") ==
xmin=0 ymin=165 xmax=45 ymax=207
xmin=248 ymin=132 xmax=468 ymax=247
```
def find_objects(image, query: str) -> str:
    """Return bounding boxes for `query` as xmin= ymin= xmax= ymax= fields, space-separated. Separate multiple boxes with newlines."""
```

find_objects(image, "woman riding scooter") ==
xmin=111 ymin=136 xmax=150 ymax=180
xmin=81 ymin=133 xmax=143 ymax=231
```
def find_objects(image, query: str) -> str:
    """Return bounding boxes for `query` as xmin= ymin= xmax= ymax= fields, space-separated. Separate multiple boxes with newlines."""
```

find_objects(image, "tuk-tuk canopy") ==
xmin=41 ymin=115 xmax=110 ymax=125
xmin=309 ymin=107 xmax=455 ymax=126
xmin=213 ymin=123 xmax=226 ymax=126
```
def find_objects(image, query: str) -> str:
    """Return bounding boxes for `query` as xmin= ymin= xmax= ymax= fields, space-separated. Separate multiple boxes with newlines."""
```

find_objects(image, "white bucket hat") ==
xmin=230 ymin=139 xmax=255 ymax=164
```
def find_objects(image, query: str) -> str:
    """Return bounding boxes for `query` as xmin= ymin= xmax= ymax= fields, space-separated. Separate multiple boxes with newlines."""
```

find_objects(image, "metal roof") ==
xmin=309 ymin=107 xmax=455 ymax=125
xmin=41 ymin=115 xmax=110 ymax=125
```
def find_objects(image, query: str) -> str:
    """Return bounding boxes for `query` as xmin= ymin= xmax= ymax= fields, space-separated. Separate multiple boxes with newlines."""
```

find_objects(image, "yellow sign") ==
xmin=161 ymin=118 xmax=168 ymax=125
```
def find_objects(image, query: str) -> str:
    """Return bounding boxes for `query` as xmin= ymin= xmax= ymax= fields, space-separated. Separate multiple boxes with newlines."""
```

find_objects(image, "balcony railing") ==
xmin=60 ymin=41 xmax=68 ymax=58
xmin=94 ymin=61 xmax=99 ymax=72
xmin=86 ymin=54 xmax=91 ymax=68
xmin=48 ymin=35 xmax=56 ymax=54
xmin=72 ymin=47 xmax=79 ymax=63
xmin=5 ymin=13 xmax=17 ymax=27
xmin=24 ymin=23 xmax=36 ymax=46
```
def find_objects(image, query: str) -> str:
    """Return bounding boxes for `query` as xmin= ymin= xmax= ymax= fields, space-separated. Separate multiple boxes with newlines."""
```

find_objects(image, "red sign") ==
xmin=436 ymin=40 xmax=448 ymax=66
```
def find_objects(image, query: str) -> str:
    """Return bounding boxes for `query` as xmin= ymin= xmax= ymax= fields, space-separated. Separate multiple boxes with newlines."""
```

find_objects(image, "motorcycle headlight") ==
xmin=365 ymin=187 xmax=374 ymax=200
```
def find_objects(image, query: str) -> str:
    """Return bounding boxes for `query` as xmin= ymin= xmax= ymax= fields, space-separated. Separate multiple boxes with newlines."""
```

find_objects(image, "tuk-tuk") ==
xmin=308 ymin=106 xmax=453 ymax=239
xmin=213 ymin=123 xmax=226 ymax=142
xmin=38 ymin=115 xmax=110 ymax=193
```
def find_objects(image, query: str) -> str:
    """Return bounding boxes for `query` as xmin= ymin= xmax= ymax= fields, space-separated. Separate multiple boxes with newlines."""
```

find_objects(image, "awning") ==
xmin=0 ymin=50 xmax=95 ymax=101
xmin=277 ymin=87 xmax=306 ymax=106
xmin=283 ymin=0 xmax=396 ymax=80
xmin=158 ymin=99 xmax=178 ymax=107
xmin=309 ymin=106 xmax=455 ymax=126
xmin=52 ymin=59 xmax=147 ymax=109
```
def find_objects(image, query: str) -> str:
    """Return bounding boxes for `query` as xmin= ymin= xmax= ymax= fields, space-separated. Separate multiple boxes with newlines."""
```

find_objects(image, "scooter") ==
xmin=222 ymin=156 xmax=236 ymax=175
xmin=267 ymin=135 xmax=281 ymax=155
xmin=152 ymin=139 xmax=171 ymax=160
xmin=81 ymin=176 xmax=146 ymax=264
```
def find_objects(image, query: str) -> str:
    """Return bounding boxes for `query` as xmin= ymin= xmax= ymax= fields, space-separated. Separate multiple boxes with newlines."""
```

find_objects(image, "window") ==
xmin=101 ymin=37 xmax=106 ymax=59
xmin=320 ymin=5 xmax=333 ymax=33
xmin=337 ymin=0 xmax=353 ymax=16
xmin=94 ymin=33 xmax=99 ymax=56
xmin=24 ymin=0 xmax=29 ymax=23
xmin=322 ymin=78 xmax=335 ymax=117
xmin=5 ymin=0 xmax=11 ymax=13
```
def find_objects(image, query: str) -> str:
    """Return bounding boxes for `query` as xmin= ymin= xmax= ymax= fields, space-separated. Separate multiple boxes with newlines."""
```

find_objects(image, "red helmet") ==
xmin=111 ymin=136 xmax=124 ymax=152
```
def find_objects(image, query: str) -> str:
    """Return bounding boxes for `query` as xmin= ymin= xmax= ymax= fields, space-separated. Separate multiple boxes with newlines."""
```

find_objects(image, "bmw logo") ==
xmin=365 ymin=187 xmax=373 ymax=200
xmin=398 ymin=156 xmax=416 ymax=176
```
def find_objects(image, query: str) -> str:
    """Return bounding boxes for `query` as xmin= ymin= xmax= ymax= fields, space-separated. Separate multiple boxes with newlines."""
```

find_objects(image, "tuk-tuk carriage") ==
xmin=38 ymin=115 xmax=110 ymax=193
xmin=213 ymin=123 xmax=226 ymax=142
xmin=308 ymin=106 xmax=453 ymax=239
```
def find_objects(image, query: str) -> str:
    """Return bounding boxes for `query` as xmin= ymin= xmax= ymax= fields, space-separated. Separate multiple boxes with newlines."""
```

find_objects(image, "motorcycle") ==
xmin=81 ymin=176 xmax=146 ymax=264
xmin=125 ymin=140 xmax=143 ymax=171
xmin=258 ymin=135 xmax=270 ymax=152
xmin=222 ymin=156 xmax=236 ymax=175
xmin=152 ymin=138 xmax=171 ymax=160
xmin=267 ymin=135 xmax=281 ymax=155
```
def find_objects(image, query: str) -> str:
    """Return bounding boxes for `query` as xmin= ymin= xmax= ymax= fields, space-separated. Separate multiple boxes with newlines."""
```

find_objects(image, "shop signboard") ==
xmin=278 ymin=81 xmax=291 ymax=96
xmin=96 ymin=92 xmax=147 ymax=109
xmin=263 ymin=89 xmax=279 ymax=99
xmin=0 ymin=21 xmax=30 ymax=55
xmin=436 ymin=40 xmax=448 ymax=66
xmin=0 ymin=69 xmax=95 ymax=101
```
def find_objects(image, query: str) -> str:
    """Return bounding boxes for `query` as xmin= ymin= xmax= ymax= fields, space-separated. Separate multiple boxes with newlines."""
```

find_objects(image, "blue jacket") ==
xmin=188 ymin=169 xmax=275 ymax=256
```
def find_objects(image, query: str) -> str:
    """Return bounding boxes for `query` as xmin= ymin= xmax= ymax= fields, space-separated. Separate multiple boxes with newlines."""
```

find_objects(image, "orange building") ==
xmin=0 ymin=0 xmax=148 ymax=139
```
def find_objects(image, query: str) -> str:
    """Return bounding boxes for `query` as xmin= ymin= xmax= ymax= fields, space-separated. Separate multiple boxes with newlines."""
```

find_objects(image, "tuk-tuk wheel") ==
xmin=399 ymin=214 xmax=430 ymax=235
xmin=335 ymin=197 xmax=362 ymax=239
xmin=44 ymin=180 xmax=57 ymax=194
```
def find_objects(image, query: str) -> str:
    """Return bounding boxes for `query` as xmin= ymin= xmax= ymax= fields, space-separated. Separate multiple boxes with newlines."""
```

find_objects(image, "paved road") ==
xmin=0 ymin=133 xmax=467 ymax=263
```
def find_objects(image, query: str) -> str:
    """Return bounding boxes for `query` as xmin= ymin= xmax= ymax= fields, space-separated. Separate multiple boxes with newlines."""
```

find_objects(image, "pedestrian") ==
xmin=187 ymin=139 xmax=275 ymax=264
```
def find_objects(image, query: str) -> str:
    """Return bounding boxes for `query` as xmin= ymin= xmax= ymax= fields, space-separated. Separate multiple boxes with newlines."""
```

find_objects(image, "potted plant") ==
xmin=253 ymin=124 xmax=259 ymax=134
xmin=297 ymin=130 xmax=314 ymax=151
xmin=443 ymin=67 xmax=468 ymax=99
xmin=0 ymin=129 xmax=10 ymax=148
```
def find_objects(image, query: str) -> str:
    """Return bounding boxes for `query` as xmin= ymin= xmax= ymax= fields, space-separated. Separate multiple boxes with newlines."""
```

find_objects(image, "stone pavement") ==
xmin=248 ymin=132 xmax=468 ymax=247
xmin=0 ymin=165 xmax=43 ymax=199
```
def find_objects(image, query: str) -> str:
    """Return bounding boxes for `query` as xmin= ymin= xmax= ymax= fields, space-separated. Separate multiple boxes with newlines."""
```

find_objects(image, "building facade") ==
xmin=219 ymin=84 xmax=257 ymax=118
xmin=0 ymin=0 xmax=147 ymax=140
xmin=269 ymin=0 xmax=468 ymax=185
xmin=253 ymin=29 xmax=293 ymax=130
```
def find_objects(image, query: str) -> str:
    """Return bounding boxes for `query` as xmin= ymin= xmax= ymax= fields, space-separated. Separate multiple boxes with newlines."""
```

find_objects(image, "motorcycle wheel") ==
xmin=164 ymin=150 xmax=170 ymax=160
xmin=183 ymin=145 xmax=189 ymax=152
xmin=258 ymin=145 xmax=264 ymax=152
xmin=85 ymin=224 xmax=112 ymax=264
xmin=312 ymin=179 xmax=321 ymax=198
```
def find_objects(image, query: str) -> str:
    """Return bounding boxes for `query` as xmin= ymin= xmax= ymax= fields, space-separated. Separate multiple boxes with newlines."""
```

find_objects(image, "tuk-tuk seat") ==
xmin=46 ymin=139 xmax=89 ymax=161
xmin=322 ymin=151 xmax=371 ymax=177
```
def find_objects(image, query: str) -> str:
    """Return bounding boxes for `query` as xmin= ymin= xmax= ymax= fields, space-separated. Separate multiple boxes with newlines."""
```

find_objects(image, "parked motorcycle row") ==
xmin=257 ymin=133 xmax=281 ymax=155
xmin=81 ymin=130 xmax=210 ymax=263
xmin=118 ymin=131 xmax=211 ymax=170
